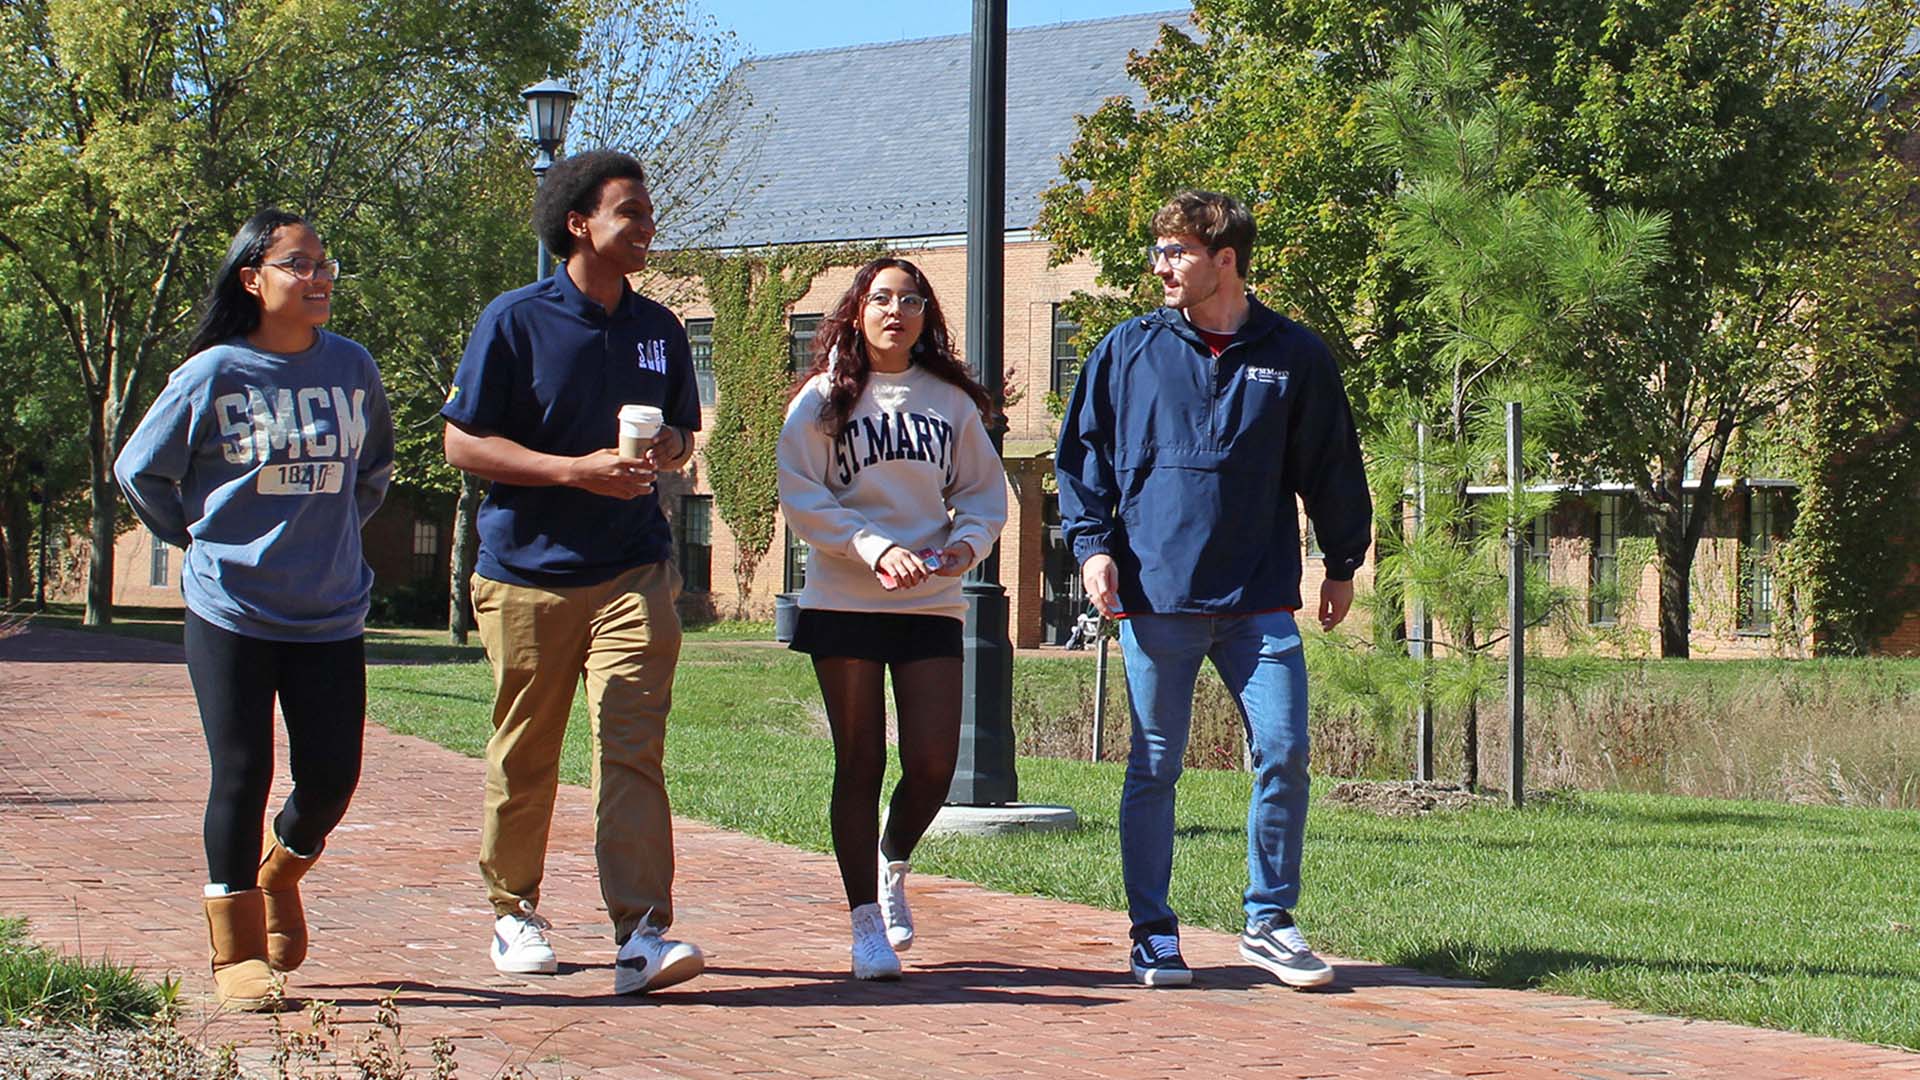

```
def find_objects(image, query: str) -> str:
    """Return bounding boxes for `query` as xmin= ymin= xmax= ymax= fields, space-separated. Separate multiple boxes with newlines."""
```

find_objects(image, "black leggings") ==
xmin=183 ymin=610 xmax=366 ymax=890
xmin=811 ymin=656 xmax=963 ymax=908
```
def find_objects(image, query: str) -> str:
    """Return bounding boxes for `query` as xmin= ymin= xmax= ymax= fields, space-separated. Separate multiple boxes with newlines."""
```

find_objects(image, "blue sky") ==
xmin=696 ymin=0 xmax=1189 ymax=59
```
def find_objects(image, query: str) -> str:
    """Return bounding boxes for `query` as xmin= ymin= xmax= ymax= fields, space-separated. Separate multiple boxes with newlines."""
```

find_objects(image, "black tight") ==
xmin=811 ymin=656 xmax=963 ymax=908
xmin=183 ymin=610 xmax=366 ymax=889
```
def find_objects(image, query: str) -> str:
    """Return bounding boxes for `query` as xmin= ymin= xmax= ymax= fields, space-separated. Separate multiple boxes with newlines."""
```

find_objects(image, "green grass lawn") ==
xmin=0 ymin=918 xmax=163 ymax=1027
xmin=367 ymin=641 xmax=1920 ymax=1052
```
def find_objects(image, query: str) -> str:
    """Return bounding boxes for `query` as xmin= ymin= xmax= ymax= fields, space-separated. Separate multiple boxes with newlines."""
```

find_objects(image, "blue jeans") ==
xmin=1118 ymin=610 xmax=1310 ymax=934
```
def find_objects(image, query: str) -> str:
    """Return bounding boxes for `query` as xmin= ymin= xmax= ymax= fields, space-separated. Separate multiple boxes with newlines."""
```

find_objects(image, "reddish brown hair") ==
xmin=1151 ymin=189 xmax=1255 ymax=279
xmin=791 ymin=258 xmax=994 ymax=437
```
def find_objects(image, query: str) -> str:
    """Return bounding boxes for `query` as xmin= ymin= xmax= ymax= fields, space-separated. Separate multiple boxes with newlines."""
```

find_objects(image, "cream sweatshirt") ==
xmin=778 ymin=365 xmax=1008 ymax=620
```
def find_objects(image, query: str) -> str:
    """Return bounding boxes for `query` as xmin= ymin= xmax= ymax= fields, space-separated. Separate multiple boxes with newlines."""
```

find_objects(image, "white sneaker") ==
xmin=877 ymin=851 xmax=914 ymax=952
xmin=614 ymin=926 xmax=704 ymax=994
xmin=490 ymin=901 xmax=557 ymax=974
xmin=850 ymin=903 xmax=901 ymax=980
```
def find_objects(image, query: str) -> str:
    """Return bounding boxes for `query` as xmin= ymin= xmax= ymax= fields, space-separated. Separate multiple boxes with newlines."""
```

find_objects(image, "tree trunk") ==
xmin=1656 ymin=544 xmax=1690 ymax=658
xmin=3 ymin=493 xmax=31 ymax=603
xmin=86 ymin=469 xmax=116 ymax=626
xmin=1462 ymin=694 xmax=1479 ymax=792
xmin=83 ymin=405 xmax=116 ymax=627
xmin=733 ymin=548 xmax=763 ymax=621
xmin=1649 ymin=485 xmax=1689 ymax=658
xmin=447 ymin=472 xmax=483 ymax=645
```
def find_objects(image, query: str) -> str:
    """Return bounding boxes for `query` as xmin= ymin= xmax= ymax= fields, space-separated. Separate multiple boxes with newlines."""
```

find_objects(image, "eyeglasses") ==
xmin=1146 ymin=242 xmax=1199 ymax=266
xmin=865 ymin=290 xmax=927 ymax=316
xmin=263 ymin=256 xmax=342 ymax=280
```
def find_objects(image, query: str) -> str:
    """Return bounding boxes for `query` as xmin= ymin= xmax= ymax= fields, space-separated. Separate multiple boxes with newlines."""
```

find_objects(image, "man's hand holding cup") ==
xmin=584 ymin=403 xmax=665 ymax=499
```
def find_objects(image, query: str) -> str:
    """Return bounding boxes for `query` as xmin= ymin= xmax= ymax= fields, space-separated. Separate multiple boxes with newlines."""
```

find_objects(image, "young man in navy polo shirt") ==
xmin=443 ymin=150 xmax=705 ymax=995
xmin=1055 ymin=190 xmax=1372 ymax=989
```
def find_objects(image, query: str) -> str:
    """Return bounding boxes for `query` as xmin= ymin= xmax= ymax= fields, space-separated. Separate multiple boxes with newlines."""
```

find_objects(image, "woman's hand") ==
xmin=932 ymin=540 xmax=976 ymax=577
xmin=875 ymin=545 xmax=931 ymax=591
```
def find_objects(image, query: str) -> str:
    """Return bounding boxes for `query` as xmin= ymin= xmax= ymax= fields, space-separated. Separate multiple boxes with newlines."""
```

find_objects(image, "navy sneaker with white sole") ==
xmin=1129 ymin=930 xmax=1193 ymax=987
xmin=1239 ymin=914 xmax=1334 ymax=988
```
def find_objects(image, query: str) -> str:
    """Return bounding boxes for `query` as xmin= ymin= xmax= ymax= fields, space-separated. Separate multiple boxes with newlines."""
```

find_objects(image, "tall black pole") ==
xmin=948 ymin=0 xmax=1017 ymax=805
xmin=533 ymin=155 xmax=555 ymax=280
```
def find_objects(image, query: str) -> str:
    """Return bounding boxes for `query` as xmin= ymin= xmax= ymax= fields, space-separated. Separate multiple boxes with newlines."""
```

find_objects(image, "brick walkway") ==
xmin=1 ymin=624 xmax=1913 ymax=1079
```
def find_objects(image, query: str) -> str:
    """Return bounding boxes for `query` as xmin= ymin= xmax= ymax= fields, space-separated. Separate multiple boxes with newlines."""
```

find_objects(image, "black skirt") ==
xmin=788 ymin=608 xmax=964 ymax=664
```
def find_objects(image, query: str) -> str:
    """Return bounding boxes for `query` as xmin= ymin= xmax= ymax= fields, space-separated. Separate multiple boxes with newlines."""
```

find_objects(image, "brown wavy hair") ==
xmin=792 ymin=258 xmax=994 ymax=437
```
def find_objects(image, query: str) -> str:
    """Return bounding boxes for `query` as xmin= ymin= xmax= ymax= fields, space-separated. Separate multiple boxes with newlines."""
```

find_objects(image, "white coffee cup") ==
xmin=618 ymin=404 xmax=664 ymax=459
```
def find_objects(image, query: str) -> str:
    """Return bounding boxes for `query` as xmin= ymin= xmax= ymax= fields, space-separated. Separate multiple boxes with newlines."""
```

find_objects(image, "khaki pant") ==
xmin=473 ymin=561 xmax=682 ymax=945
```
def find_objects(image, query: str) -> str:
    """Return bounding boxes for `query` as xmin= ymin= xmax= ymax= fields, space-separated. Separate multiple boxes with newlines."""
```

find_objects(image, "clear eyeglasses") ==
xmin=865 ymin=290 xmax=927 ymax=316
xmin=1146 ymin=242 xmax=1195 ymax=266
xmin=264 ymin=256 xmax=342 ymax=280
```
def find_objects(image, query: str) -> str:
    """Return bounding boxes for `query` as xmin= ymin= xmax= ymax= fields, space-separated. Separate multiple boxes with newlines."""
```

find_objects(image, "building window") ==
xmin=789 ymin=314 xmax=822 ymax=375
xmin=677 ymin=495 xmax=712 ymax=593
xmin=412 ymin=519 xmax=440 ymax=580
xmin=1739 ymin=489 xmax=1791 ymax=633
xmin=687 ymin=317 xmax=716 ymax=407
xmin=1589 ymin=496 xmax=1619 ymax=625
xmin=784 ymin=524 xmax=809 ymax=593
xmin=1525 ymin=515 xmax=1551 ymax=581
xmin=1050 ymin=305 xmax=1081 ymax=398
xmin=148 ymin=531 xmax=169 ymax=587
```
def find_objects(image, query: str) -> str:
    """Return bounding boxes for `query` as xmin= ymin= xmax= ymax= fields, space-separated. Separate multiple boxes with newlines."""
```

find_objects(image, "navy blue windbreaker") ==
xmin=1053 ymin=296 xmax=1371 ymax=615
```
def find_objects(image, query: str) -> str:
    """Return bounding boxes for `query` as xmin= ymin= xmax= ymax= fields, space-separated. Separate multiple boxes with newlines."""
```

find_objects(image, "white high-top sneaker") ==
xmin=877 ymin=850 xmax=914 ymax=952
xmin=850 ymin=903 xmax=901 ymax=980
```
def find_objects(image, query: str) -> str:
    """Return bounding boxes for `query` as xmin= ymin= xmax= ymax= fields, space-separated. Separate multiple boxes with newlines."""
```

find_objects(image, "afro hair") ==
xmin=531 ymin=150 xmax=649 ymax=260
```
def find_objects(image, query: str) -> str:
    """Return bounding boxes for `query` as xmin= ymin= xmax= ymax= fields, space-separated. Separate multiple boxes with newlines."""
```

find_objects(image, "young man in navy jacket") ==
xmin=443 ymin=151 xmax=705 ymax=995
xmin=1055 ymin=190 xmax=1371 ymax=988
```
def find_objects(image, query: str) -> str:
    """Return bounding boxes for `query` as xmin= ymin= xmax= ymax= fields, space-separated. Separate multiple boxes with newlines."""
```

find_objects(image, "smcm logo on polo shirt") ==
xmin=637 ymin=339 xmax=669 ymax=374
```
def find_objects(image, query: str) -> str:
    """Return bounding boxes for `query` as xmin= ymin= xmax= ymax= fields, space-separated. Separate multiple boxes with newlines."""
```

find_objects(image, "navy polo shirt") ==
xmin=443 ymin=268 xmax=702 ymax=587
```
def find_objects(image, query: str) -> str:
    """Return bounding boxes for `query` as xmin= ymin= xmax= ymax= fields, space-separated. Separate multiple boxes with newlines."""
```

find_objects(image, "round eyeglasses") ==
xmin=865 ymin=290 xmax=927 ymax=316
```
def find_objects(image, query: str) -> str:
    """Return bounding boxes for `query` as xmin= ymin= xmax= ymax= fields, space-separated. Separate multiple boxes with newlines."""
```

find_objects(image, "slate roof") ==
xmin=655 ymin=11 xmax=1186 ymax=250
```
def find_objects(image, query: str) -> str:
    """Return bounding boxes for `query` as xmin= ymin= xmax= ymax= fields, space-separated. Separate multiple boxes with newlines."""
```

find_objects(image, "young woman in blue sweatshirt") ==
xmin=115 ymin=209 xmax=393 ymax=1010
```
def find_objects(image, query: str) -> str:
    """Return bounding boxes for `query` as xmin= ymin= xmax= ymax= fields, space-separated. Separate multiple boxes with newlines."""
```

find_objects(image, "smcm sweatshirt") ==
xmin=115 ymin=331 xmax=394 ymax=641
xmin=778 ymin=365 xmax=1008 ymax=621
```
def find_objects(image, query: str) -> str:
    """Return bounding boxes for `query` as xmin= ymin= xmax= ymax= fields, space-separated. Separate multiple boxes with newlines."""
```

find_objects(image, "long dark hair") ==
xmin=793 ymin=258 xmax=994 ymax=437
xmin=184 ymin=208 xmax=309 ymax=357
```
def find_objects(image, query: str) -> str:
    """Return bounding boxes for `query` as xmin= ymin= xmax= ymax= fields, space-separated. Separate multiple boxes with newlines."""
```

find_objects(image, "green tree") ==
xmin=1773 ymin=106 xmax=1920 ymax=653
xmin=0 ymin=0 xmax=570 ymax=625
xmin=0 ymin=259 xmax=88 ymax=604
xmin=1319 ymin=6 xmax=1666 ymax=787
xmin=1039 ymin=1 xmax=1919 ymax=658
xmin=1038 ymin=1 xmax=1431 ymax=420
xmin=1490 ymin=0 xmax=1920 ymax=656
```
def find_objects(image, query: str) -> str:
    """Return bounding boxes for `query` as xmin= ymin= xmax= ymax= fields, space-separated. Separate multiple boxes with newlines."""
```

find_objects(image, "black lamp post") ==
xmin=521 ymin=77 xmax=578 ymax=280
xmin=947 ymin=0 xmax=1018 ymax=806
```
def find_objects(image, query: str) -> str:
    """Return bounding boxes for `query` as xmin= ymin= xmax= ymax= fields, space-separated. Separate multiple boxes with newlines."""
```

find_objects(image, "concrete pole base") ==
xmin=924 ymin=803 xmax=1080 ymax=837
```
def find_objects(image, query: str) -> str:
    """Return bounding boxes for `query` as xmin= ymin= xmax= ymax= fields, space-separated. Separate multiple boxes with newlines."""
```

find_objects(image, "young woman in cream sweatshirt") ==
xmin=777 ymin=258 xmax=1007 ymax=980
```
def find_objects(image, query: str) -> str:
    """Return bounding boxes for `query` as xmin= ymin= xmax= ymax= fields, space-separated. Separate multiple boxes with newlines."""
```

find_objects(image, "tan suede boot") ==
xmin=257 ymin=838 xmax=319 ymax=972
xmin=203 ymin=889 xmax=279 ymax=1011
